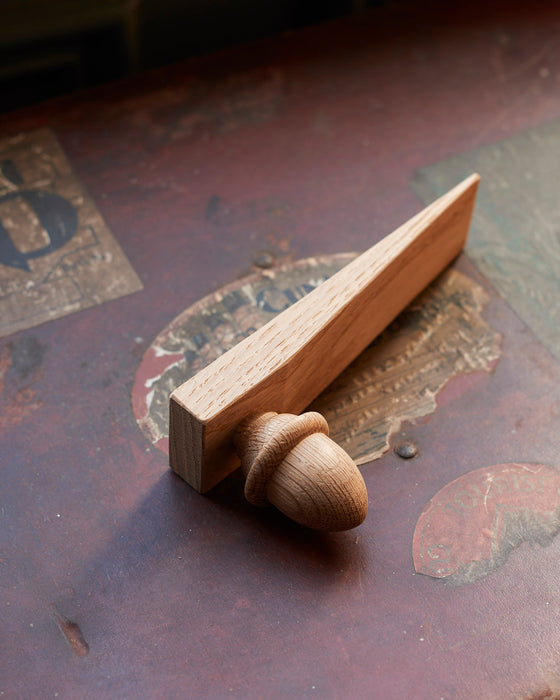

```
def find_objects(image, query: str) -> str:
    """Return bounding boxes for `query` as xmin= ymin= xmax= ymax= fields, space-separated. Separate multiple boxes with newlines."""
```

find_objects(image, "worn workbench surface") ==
xmin=3 ymin=1 xmax=560 ymax=697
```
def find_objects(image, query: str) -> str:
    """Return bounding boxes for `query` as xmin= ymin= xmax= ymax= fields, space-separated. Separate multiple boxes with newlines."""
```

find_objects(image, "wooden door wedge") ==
xmin=169 ymin=174 xmax=480 ymax=531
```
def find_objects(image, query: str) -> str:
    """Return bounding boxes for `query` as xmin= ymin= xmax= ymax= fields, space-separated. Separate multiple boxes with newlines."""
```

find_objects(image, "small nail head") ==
xmin=252 ymin=250 xmax=275 ymax=269
xmin=395 ymin=441 xmax=418 ymax=459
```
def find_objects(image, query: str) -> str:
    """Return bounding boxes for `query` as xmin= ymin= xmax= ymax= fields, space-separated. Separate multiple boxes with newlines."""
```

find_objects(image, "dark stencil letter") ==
xmin=0 ymin=190 xmax=78 ymax=271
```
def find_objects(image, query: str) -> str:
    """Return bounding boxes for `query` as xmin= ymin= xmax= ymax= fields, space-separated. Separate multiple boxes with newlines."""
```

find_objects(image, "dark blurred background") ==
xmin=0 ymin=0 xmax=390 ymax=113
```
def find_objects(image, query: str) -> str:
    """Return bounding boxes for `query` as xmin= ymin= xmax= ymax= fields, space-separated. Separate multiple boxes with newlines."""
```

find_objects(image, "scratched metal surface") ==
xmin=3 ymin=1 xmax=560 ymax=697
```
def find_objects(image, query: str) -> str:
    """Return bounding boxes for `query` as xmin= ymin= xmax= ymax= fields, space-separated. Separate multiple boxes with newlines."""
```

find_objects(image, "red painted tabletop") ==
xmin=3 ymin=1 xmax=560 ymax=697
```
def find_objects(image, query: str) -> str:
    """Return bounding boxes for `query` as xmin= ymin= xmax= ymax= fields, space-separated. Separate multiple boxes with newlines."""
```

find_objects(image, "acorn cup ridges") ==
xmin=234 ymin=411 xmax=368 ymax=531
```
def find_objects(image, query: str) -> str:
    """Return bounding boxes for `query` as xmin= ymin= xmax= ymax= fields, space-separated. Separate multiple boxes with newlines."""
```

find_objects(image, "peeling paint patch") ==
xmin=133 ymin=256 xmax=501 ymax=468
xmin=310 ymin=268 xmax=502 ymax=464
xmin=133 ymin=254 xmax=352 ymax=450
xmin=413 ymin=463 xmax=560 ymax=585
xmin=0 ymin=128 xmax=142 ymax=337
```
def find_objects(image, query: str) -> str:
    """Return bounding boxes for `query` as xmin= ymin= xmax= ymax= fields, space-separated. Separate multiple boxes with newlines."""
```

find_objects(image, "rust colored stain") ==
xmin=413 ymin=463 xmax=560 ymax=585
xmin=53 ymin=608 xmax=89 ymax=657
xmin=167 ymin=68 xmax=284 ymax=140
xmin=0 ymin=340 xmax=42 ymax=431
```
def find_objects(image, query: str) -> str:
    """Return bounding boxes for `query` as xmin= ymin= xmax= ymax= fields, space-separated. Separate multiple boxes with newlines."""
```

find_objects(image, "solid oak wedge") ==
xmin=169 ymin=174 xmax=480 ymax=529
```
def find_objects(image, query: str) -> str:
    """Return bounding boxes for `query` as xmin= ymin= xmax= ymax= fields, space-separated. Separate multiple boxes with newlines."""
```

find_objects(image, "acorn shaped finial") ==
xmin=234 ymin=412 xmax=368 ymax=531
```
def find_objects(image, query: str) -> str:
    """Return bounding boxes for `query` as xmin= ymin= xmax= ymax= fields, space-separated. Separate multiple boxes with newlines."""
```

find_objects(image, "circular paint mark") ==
xmin=133 ymin=257 xmax=501 ymax=464
xmin=132 ymin=254 xmax=354 ymax=454
xmin=413 ymin=463 xmax=560 ymax=585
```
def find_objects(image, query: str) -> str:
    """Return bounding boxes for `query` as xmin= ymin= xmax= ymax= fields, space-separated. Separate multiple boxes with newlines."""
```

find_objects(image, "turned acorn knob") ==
xmin=234 ymin=411 xmax=368 ymax=531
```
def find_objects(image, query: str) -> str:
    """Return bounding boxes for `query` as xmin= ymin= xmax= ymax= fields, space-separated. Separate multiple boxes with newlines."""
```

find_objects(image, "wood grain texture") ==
xmin=170 ymin=174 xmax=480 ymax=492
xmin=235 ymin=411 xmax=368 ymax=530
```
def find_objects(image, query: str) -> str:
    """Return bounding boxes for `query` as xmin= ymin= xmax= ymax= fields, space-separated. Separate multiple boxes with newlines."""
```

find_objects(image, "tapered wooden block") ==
xmin=169 ymin=174 xmax=480 ymax=529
